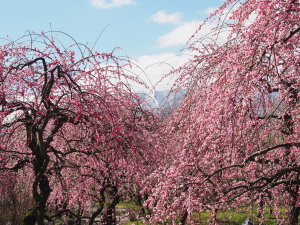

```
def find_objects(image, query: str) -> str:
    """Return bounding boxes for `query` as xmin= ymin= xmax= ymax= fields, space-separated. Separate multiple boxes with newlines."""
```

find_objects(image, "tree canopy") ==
xmin=0 ymin=33 xmax=162 ymax=224
xmin=144 ymin=0 xmax=300 ymax=224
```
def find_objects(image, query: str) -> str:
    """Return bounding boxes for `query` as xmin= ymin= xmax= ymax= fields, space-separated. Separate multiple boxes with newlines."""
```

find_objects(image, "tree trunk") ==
xmin=23 ymin=129 xmax=51 ymax=225
xmin=288 ymin=205 xmax=300 ymax=225
xmin=102 ymin=186 xmax=119 ymax=225
xmin=89 ymin=187 xmax=105 ymax=225
xmin=288 ymin=184 xmax=299 ymax=225
xmin=179 ymin=210 xmax=188 ymax=225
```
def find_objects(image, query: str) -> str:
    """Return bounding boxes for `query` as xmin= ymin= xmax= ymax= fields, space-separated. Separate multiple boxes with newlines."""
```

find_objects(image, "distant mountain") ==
xmin=137 ymin=89 xmax=186 ymax=116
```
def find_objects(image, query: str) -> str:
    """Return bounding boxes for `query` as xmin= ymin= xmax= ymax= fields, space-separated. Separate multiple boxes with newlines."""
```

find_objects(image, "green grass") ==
xmin=118 ymin=204 xmax=289 ymax=225
xmin=123 ymin=221 xmax=144 ymax=225
xmin=192 ymin=208 xmax=282 ymax=225
xmin=117 ymin=201 xmax=139 ymax=208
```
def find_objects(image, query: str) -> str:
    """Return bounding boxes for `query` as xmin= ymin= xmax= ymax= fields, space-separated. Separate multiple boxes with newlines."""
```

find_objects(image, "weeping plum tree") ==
xmin=144 ymin=0 xmax=300 ymax=224
xmin=0 ymin=33 xmax=161 ymax=225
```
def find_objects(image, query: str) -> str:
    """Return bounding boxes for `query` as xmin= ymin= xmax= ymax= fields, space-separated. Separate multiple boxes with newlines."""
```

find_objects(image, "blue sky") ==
xmin=0 ymin=0 xmax=225 ymax=90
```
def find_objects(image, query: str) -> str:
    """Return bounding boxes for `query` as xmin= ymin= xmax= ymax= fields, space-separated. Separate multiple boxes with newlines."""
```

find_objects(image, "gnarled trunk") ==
xmin=287 ymin=185 xmax=299 ymax=225
xmin=102 ymin=186 xmax=119 ymax=225
xmin=23 ymin=128 xmax=51 ymax=225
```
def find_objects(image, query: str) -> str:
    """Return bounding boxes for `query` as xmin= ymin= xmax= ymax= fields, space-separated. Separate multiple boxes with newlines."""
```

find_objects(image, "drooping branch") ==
xmin=180 ymin=142 xmax=300 ymax=189
xmin=283 ymin=26 xmax=300 ymax=43
xmin=0 ymin=159 xmax=30 ymax=171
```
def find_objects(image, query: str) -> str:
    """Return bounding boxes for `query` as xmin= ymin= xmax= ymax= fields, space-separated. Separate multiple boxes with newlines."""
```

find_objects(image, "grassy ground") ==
xmin=191 ymin=209 xmax=282 ymax=225
xmin=119 ymin=202 xmax=290 ymax=225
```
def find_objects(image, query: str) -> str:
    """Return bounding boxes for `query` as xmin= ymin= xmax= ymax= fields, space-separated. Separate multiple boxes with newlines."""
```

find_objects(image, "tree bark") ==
xmin=23 ymin=127 xmax=51 ymax=225
xmin=288 ymin=205 xmax=300 ymax=225
xmin=102 ymin=186 xmax=119 ymax=225
xmin=288 ymin=185 xmax=300 ymax=225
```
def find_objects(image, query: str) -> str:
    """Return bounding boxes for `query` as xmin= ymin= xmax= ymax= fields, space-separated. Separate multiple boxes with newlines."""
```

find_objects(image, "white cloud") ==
xmin=152 ymin=5 xmax=237 ymax=49
xmin=127 ymin=53 xmax=191 ymax=91
xmin=90 ymin=0 xmax=135 ymax=9
xmin=150 ymin=10 xmax=183 ymax=25
xmin=156 ymin=21 xmax=201 ymax=48
xmin=203 ymin=7 xmax=219 ymax=15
